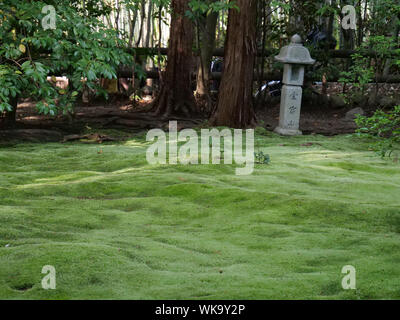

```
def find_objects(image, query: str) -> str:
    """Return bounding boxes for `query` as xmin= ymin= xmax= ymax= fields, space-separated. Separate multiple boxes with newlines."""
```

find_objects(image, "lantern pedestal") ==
xmin=274 ymin=85 xmax=303 ymax=136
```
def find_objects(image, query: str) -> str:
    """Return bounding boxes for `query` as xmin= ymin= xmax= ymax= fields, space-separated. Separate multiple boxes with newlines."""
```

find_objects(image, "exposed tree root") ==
xmin=62 ymin=133 xmax=119 ymax=143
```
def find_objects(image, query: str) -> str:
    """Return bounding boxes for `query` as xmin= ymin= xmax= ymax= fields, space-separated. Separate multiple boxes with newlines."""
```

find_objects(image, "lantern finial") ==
xmin=291 ymin=34 xmax=302 ymax=44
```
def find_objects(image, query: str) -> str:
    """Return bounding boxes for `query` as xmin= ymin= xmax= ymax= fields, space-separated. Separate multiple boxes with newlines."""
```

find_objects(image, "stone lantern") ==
xmin=274 ymin=34 xmax=315 ymax=136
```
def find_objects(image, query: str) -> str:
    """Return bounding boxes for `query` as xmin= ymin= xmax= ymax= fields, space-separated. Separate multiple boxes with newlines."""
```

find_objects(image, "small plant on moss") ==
xmin=254 ymin=151 xmax=270 ymax=164
xmin=355 ymin=105 xmax=400 ymax=157
xmin=254 ymin=126 xmax=270 ymax=164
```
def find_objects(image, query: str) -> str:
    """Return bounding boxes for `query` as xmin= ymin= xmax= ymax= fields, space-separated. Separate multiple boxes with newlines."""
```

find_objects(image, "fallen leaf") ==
xmin=301 ymin=142 xmax=314 ymax=147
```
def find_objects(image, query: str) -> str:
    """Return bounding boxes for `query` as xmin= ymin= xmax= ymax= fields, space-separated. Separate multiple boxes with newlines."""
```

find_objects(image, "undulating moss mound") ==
xmin=0 ymin=131 xmax=399 ymax=299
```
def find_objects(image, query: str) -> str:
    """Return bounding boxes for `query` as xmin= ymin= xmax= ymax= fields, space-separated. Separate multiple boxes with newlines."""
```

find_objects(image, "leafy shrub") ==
xmin=338 ymin=53 xmax=374 ymax=105
xmin=254 ymin=151 xmax=270 ymax=165
xmin=0 ymin=0 xmax=133 ymax=115
xmin=355 ymin=105 xmax=400 ymax=157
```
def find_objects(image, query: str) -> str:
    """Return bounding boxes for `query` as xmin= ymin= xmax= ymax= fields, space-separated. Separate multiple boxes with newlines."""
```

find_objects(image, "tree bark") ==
xmin=195 ymin=6 xmax=218 ymax=98
xmin=128 ymin=7 xmax=138 ymax=47
xmin=136 ymin=0 xmax=146 ymax=46
xmin=255 ymin=0 xmax=271 ymax=109
xmin=150 ymin=0 xmax=197 ymax=117
xmin=144 ymin=0 xmax=153 ymax=48
xmin=210 ymin=0 xmax=257 ymax=128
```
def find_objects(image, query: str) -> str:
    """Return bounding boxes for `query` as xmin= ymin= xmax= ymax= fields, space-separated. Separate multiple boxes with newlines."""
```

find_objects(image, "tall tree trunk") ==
xmin=114 ymin=0 xmax=120 ymax=34
xmin=356 ymin=0 xmax=364 ymax=46
xmin=327 ymin=0 xmax=335 ymax=37
xmin=144 ymin=0 xmax=153 ymax=48
xmin=128 ymin=7 xmax=138 ymax=47
xmin=195 ymin=2 xmax=218 ymax=101
xmin=210 ymin=0 xmax=257 ymax=128
xmin=256 ymin=0 xmax=271 ymax=109
xmin=150 ymin=0 xmax=197 ymax=117
xmin=136 ymin=0 xmax=146 ymax=46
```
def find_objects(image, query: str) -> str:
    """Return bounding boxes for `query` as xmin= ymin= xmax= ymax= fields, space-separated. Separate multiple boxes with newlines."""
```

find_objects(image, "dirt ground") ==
xmin=257 ymin=104 xmax=357 ymax=136
xmin=257 ymin=82 xmax=400 ymax=135
xmin=1 ymin=82 xmax=399 ymax=141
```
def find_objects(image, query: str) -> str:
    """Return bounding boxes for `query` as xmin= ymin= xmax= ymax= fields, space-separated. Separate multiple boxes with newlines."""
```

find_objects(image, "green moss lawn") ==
xmin=0 ymin=129 xmax=399 ymax=299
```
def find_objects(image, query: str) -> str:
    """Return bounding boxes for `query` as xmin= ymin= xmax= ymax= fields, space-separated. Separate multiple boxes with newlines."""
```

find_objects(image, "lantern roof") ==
xmin=275 ymin=34 xmax=315 ymax=65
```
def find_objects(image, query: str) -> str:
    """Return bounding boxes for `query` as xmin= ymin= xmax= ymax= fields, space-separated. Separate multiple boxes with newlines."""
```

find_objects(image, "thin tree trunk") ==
xmin=136 ymin=0 xmax=146 ymax=46
xmin=128 ymin=7 xmax=138 ymax=47
xmin=115 ymin=0 xmax=120 ymax=34
xmin=357 ymin=0 xmax=364 ymax=46
xmin=144 ymin=0 xmax=153 ymax=48
xmin=195 ymin=2 xmax=218 ymax=100
xmin=383 ymin=15 xmax=400 ymax=77
xmin=327 ymin=0 xmax=335 ymax=37
xmin=211 ymin=0 xmax=257 ymax=128
xmin=256 ymin=0 xmax=270 ymax=108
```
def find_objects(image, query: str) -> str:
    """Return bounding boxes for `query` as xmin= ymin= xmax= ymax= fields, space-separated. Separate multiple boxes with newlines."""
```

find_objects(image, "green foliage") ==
xmin=338 ymin=33 xmax=400 ymax=105
xmin=368 ymin=35 xmax=399 ymax=78
xmin=356 ymin=106 xmax=400 ymax=157
xmin=367 ymin=0 xmax=400 ymax=36
xmin=338 ymin=52 xmax=374 ymax=105
xmin=254 ymin=151 xmax=270 ymax=165
xmin=187 ymin=0 xmax=238 ymax=20
xmin=316 ymin=2 xmax=339 ymax=18
xmin=339 ymin=53 xmax=374 ymax=92
xmin=0 ymin=0 xmax=133 ymax=115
